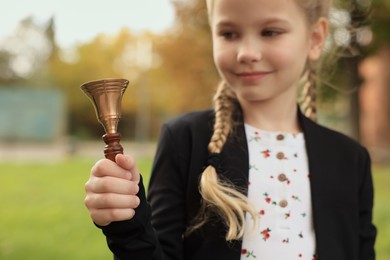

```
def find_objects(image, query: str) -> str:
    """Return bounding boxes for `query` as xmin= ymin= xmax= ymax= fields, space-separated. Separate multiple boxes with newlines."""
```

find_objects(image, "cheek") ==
xmin=213 ymin=44 xmax=230 ymax=72
xmin=270 ymin=45 xmax=296 ymax=66
xmin=270 ymin=43 xmax=308 ymax=72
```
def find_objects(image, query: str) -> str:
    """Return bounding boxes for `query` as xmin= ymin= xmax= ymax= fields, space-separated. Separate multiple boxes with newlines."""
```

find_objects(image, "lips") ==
xmin=235 ymin=71 xmax=271 ymax=82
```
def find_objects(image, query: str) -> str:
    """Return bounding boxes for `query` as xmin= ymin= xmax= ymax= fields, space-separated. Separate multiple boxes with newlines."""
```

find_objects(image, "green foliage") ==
xmin=369 ymin=0 xmax=390 ymax=50
xmin=3 ymin=0 xmax=389 ymax=140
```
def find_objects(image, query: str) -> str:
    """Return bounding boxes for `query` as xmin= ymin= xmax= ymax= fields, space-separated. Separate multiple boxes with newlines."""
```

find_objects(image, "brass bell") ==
xmin=81 ymin=78 xmax=129 ymax=161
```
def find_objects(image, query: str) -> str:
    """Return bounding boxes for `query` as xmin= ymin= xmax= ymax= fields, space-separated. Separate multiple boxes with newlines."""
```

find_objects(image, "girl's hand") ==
xmin=84 ymin=154 xmax=141 ymax=226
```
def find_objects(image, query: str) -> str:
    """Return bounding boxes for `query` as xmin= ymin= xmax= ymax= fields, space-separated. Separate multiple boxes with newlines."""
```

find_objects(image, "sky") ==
xmin=1 ymin=0 xmax=175 ymax=48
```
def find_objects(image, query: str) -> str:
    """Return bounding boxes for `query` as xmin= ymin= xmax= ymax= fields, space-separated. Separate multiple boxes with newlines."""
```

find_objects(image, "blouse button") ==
xmin=278 ymin=173 xmax=287 ymax=182
xmin=279 ymin=200 xmax=288 ymax=208
xmin=276 ymin=152 xmax=285 ymax=160
xmin=276 ymin=134 xmax=285 ymax=141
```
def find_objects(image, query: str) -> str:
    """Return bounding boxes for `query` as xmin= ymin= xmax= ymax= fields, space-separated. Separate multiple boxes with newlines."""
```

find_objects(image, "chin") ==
xmin=237 ymin=91 xmax=271 ymax=103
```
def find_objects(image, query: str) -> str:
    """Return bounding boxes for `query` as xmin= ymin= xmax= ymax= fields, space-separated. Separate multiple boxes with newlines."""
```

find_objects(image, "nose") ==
xmin=237 ymin=38 xmax=262 ymax=63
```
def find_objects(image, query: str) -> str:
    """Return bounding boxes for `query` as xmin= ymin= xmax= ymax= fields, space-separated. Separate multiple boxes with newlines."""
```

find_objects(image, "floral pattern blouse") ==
xmin=241 ymin=124 xmax=317 ymax=260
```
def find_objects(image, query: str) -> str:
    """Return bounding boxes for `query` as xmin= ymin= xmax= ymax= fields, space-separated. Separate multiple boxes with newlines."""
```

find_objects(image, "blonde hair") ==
xmin=187 ymin=81 xmax=258 ymax=241
xmin=297 ymin=0 xmax=332 ymax=121
xmin=191 ymin=0 xmax=332 ymax=241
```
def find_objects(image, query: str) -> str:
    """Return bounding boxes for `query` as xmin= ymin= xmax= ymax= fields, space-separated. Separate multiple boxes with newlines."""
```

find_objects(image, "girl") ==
xmin=84 ymin=0 xmax=376 ymax=259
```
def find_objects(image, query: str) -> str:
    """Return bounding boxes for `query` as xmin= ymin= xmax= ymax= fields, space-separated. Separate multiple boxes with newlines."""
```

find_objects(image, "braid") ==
xmin=187 ymin=82 xmax=258 ymax=241
xmin=208 ymin=82 xmax=236 ymax=153
xmin=301 ymin=64 xmax=318 ymax=121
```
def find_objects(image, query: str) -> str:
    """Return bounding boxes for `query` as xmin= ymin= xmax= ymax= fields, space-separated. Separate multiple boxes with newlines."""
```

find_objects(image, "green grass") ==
xmin=0 ymin=158 xmax=152 ymax=260
xmin=0 ymin=160 xmax=389 ymax=259
xmin=372 ymin=166 xmax=390 ymax=260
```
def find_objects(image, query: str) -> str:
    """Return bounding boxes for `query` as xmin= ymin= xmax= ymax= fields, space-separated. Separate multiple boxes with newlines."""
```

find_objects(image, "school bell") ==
xmin=80 ymin=78 xmax=129 ymax=161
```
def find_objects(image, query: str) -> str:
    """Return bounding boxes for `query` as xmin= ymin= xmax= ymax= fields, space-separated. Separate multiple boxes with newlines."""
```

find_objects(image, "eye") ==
xmin=219 ymin=31 xmax=238 ymax=40
xmin=261 ymin=29 xmax=283 ymax=37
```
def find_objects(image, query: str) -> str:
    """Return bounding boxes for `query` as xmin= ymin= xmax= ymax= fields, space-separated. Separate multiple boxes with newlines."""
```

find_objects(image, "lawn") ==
xmin=372 ymin=165 xmax=390 ymax=260
xmin=0 ymin=158 xmax=153 ymax=260
xmin=0 ymin=159 xmax=389 ymax=259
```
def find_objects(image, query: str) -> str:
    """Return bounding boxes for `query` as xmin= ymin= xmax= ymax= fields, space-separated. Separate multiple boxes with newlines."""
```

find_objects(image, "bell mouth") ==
xmin=81 ymin=78 xmax=129 ymax=92
xmin=80 ymin=78 xmax=129 ymax=134
xmin=81 ymin=78 xmax=128 ymax=94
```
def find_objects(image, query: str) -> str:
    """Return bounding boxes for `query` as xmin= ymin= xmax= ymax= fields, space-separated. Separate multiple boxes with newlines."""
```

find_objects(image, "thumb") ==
xmin=115 ymin=154 xmax=141 ymax=183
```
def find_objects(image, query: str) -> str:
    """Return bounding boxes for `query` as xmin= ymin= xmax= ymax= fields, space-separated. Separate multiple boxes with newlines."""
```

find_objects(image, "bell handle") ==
xmin=102 ymin=133 xmax=123 ymax=161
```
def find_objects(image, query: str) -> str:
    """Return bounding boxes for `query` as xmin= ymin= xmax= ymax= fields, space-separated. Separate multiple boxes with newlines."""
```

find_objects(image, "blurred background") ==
xmin=0 ymin=0 xmax=389 ymax=259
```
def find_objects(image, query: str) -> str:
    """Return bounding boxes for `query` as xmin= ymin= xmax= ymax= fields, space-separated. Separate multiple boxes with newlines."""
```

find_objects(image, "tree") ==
xmin=0 ymin=17 xmax=55 ymax=85
xmin=153 ymin=0 xmax=219 ymax=114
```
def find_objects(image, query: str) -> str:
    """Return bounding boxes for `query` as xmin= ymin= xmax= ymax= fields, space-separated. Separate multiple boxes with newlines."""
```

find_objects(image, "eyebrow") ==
xmin=214 ymin=19 xmax=235 ymax=28
xmin=262 ymin=18 xmax=291 ymax=26
xmin=214 ymin=17 xmax=291 ymax=28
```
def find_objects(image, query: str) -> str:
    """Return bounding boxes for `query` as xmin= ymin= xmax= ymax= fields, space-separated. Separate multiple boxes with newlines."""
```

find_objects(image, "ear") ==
xmin=308 ymin=17 xmax=328 ymax=61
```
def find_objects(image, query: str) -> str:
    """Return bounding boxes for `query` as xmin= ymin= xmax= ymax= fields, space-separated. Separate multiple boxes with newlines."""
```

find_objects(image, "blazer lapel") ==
xmin=298 ymin=110 xmax=332 ymax=257
xmin=218 ymin=111 xmax=249 ymax=257
xmin=298 ymin=110 xmax=326 ymax=206
xmin=221 ymin=111 xmax=250 ymax=194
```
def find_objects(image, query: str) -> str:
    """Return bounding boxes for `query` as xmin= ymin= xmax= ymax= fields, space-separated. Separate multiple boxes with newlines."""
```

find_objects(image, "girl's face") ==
xmin=209 ymin=0 xmax=326 ymax=106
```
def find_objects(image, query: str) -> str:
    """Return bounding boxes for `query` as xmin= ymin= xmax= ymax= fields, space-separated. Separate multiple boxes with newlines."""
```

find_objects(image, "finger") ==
xmin=89 ymin=208 xmax=136 ymax=226
xmin=115 ymin=154 xmax=141 ymax=183
xmin=84 ymin=193 xmax=140 ymax=210
xmin=91 ymin=158 xmax=132 ymax=180
xmin=85 ymin=176 xmax=139 ymax=195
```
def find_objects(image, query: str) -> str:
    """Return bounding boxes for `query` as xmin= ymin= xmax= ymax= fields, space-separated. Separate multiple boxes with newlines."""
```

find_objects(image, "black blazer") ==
xmin=101 ymin=109 xmax=376 ymax=260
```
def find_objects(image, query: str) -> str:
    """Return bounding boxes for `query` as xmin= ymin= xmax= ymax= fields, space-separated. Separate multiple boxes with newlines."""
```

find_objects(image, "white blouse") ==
xmin=241 ymin=124 xmax=317 ymax=260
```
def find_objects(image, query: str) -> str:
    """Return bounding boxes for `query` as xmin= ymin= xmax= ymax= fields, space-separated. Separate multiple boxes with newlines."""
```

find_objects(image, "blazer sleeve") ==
xmin=147 ymin=123 xmax=189 ymax=260
xmin=358 ymin=147 xmax=377 ymax=260
xmin=98 ymin=175 xmax=163 ymax=260
xmin=98 ymin=122 xmax=188 ymax=260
